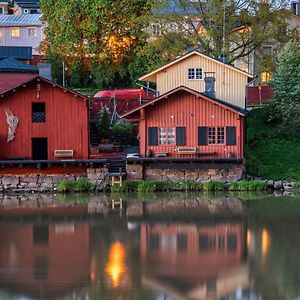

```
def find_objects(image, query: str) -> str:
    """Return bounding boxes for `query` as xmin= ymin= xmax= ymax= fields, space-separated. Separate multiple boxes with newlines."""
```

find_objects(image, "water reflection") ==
xmin=1 ymin=195 xmax=300 ymax=299
xmin=140 ymin=222 xmax=248 ymax=300
xmin=105 ymin=242 xmax=127 ymax=288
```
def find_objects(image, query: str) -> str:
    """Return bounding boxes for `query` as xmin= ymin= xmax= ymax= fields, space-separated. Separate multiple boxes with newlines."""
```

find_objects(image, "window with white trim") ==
xmin=28 ymin=27 xmax=37 ymax=37
xmin=10 ymin=27 xmax=20 ymax=38
xmin=188 ymin=68 xmax=203 ymax=80
xmin=159 ymin=127 xmax=175 ymax=145
xmin=208 ymin=127 xmax=225 ymax=145
xmin=0 ymin=7 xmax=4 ymax=14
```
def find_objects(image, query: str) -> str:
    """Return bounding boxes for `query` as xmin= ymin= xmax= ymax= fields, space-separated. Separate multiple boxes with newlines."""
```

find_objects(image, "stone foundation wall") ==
xmin=144 ymin=164 xmax=245 ymax=182
xmin=0 ymin=166 xmax=108 ymax=193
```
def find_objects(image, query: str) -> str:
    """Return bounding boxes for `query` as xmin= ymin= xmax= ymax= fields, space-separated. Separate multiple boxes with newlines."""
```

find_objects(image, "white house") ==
xmin=0 ymin=14 xmax=44 ymax=56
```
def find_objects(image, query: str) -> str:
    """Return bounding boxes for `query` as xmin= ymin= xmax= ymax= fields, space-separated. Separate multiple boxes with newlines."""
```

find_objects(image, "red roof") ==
xmin=94 ymin=89 xmax=154 ymax=100
xmin=0 ymin=72 xmax=38 ymax=93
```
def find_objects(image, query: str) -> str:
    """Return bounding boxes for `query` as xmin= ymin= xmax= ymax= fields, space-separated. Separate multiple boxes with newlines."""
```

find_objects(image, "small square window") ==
xmin=188 ymin=68 xmax=203 ymax=80
xmin=159 ymin=127 xmax=175 ymax=145
xmin=32 ymin=102 xmax=46 ymax=123
xmin=261 ymin=71 xmax=271 ymax=83
xmin=10 ymin=28 xmax=20 ymax=38
xmin=0 ymin=7 xmax=4 ymax=14
xmin=28 ymin=27 xmax=37 ymax=37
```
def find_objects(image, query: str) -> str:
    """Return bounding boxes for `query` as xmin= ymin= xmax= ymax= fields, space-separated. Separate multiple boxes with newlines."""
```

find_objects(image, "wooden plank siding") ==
xmin=154 ymin=54 xmax=249 ymax=108
xmin=0 ymin=79 xmax=89 ymax=160
xmin=136 ymin=90 xmax=244 ymax=159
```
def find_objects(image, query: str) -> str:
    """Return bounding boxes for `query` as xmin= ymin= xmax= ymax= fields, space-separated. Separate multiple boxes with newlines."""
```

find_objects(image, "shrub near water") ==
xmin=56 ymin=179 xmax=94 ymax=193
xmin=227 ymin=180 xmax=268 ymax=191
xmin=202 ymin=181 xmax=225 ymax=191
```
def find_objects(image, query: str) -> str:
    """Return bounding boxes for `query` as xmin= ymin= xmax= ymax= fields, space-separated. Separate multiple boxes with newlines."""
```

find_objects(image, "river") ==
xmin=0 ymin=192 xmax=299 ymax=300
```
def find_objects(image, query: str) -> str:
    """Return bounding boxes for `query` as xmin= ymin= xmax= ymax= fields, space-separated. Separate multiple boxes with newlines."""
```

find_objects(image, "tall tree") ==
xmin=268 ymin=40 xmax=300 ymax=136
xmin=150 ymin=0 xmax=297 ymax=64
xmin=41 ymin=0 xmax=153 ymax=86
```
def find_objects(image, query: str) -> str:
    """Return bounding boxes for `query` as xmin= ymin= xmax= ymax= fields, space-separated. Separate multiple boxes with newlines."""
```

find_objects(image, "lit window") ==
xmin=159 ymin=127 xmax=175 ymax=145
xmin=208 ymin=127 xmax=216 ymax=144
xmin=188 ymin=68 xmax=203 ymax=80
xmin=10 ymin=28 xmax=20 ymax=38
xmin=261 ymin=71 xmax=271 ymax=83
xmin=28 ymin=27 xmax=37 ymax=37
xmin=217 ymin=127 xmax=225 ymax=144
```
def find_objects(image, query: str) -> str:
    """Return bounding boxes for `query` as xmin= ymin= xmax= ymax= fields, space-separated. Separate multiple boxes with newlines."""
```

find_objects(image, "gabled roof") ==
xmin=139 ymin=50 xmax=253 ymax=82
xmin=0 ymin=72 xmax=38 ymax=93
xmin=0 ymin=13 xmax=42 ymax=26
xmin=0 ymin=46 xmax=32 ymax=59
xmin=0 ymin=57 xmax=38 ymax=73
xmin=0 ymin=73 xmax=87 ymax=102
xmin=121 ymin=86 xmax=247 ymax=119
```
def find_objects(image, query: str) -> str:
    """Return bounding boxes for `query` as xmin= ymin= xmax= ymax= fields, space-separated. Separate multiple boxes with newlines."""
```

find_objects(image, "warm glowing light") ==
xmin=247 ymin=229 xmax=251 ymax=250
xmin=107 ymin=35 xmax=135 ymax=63
xmin=261 ymin=228 xmax=270 ymax=257
xmin=105 ymin=242 xmax=127 ymax=287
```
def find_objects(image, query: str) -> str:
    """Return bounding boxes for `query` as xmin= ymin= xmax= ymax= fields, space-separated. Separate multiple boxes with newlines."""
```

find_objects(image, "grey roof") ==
xmin=0 ymin=46 xmax=32 ymax=59
xmin=0 ymin=14 xmax=42 ymax=27
xmin=0 ymin=57 xmax=38 ymax=73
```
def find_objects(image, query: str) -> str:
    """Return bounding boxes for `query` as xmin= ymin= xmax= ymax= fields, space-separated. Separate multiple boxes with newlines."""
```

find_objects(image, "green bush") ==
xmin=227 ymin=180 xmax=268 ymax=191
xmin=137 ymin=181 xmax=157 ymax=193
xmin=110 ymin=181 xmax=139 ymax=193
xmin=56 ymin=179 xmax=94 ymax=193
xmin=293 ymin=181 xmax=300 ymax=189
xmin=202 ymin=181 xmax=225 ymax=191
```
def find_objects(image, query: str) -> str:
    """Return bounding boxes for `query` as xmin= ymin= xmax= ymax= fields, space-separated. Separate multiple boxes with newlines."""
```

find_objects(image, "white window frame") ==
xmin=23 ymin=8 xmax=29 ymax=14
xmin=0 ymin=7 xmax=4 ymax=15
xmin=10 ymin=27 xmax=20 ymax=38
xmin=159 ymin=127 xmax=175 ymax=145
xmin=28 ymin=27 xmax=37 ymax=38
xmin=188 ymin=68 xmax=203 ymax=80
xmin=208 ymin=127 xmax=225 ymax=145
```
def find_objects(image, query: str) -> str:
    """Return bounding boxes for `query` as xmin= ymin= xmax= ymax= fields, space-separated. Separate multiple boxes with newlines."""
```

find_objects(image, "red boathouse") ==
xmin=0 ymin=59 xmax=89 ymax=160
xmin=122 ymin=86 xmax=246 ymax=159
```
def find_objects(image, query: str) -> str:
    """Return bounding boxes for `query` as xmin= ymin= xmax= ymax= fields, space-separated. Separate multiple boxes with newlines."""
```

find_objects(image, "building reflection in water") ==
xmin=0 ymin=222 xmax=90 ymax=299
xmin=140 ymin=221 xmax=248 ymax=300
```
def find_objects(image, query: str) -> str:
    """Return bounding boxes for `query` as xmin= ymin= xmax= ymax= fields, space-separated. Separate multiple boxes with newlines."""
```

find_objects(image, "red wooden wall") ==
xmin=0 ymin=79 xmax=89 ymax=160
xmin=138 ymin=90 xmax=244 ymax=158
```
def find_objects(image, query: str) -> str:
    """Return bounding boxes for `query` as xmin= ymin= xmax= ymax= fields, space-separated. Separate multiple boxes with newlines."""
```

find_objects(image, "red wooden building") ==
xmin=0 ymin=72 xmax=89 ymax=160
xmin=122 ymin=86 xmax=246 ymax=159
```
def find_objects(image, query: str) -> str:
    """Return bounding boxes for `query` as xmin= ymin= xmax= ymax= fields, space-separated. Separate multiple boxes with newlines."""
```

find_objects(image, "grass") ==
xmin=246 ymin=108 xmax=300 ymax=180
xmin=56 ymin=178 xmax=94 ymax=193
xmin=109 ymin=180 xmax=268 ymax=193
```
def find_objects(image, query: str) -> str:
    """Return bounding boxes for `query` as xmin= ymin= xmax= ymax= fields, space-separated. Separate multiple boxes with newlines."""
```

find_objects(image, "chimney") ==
xmin=218 ymin=54 xmax=227 ymax=64
xmin=204 ymin=76 xmax=216 ymax=99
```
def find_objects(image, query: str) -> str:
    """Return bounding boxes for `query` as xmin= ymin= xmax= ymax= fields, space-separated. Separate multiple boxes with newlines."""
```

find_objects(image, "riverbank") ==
xmin=246 ymin=108 xmax=300 ymax=180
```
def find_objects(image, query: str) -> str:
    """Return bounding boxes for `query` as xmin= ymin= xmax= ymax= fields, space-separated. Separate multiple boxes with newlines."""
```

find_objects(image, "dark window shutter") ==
xmin=198 ymin=127 xmax=207 ymax=146
xmin=148 ymin=127 xmax=158 ymax=146
xmin=226 ymin=126 xmax=236 ymax=146
xmin=176 ymin=127 xmax=186 ymax=146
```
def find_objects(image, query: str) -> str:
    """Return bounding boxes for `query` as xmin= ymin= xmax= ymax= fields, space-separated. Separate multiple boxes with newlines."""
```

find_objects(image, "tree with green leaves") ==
xmin=41 ymin=0 xmax=154 ymax=87
xmin=149 ymin=0 xmax=298 ymax=68
xmin=268 ymin=40 xmax=300 ymax=136
xmin=97 ymin=108 xmax=111 ymax=141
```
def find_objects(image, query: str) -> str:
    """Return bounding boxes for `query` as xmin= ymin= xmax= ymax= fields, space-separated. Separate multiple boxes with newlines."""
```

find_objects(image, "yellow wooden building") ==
xmin=139 ymin=50 xmax=253 ymax=108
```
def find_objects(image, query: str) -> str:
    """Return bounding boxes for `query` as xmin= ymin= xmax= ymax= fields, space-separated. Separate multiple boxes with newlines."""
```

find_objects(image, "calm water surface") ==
xmin=0 ymin=193 xmax=299 ymax=300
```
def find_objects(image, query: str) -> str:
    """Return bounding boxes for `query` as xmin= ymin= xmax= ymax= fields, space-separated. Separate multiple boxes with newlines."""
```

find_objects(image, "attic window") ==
xmin=188 ymin=68 xmax=203 ymax=80
xmin=32 ymin=103 xmax=46 ymax=123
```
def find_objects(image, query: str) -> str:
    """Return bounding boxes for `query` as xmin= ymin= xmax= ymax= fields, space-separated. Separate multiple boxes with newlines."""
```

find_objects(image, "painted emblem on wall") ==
xmin=5 ymin=109 xmax=19 ymax=143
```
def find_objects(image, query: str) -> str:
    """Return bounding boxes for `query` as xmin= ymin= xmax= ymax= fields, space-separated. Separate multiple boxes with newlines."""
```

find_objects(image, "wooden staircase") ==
xmin=108 ymin=160 xmax=126 ymax=186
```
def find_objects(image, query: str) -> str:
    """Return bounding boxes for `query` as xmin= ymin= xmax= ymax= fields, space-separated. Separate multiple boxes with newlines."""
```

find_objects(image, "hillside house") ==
xmin=139 ymin=50 xmax=252 ymax=109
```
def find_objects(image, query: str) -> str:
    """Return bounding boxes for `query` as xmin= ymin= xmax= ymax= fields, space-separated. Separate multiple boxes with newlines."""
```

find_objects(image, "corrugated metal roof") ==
xmin=0 ymin=57 xmax=38 ymax=73
xmin=0 ymin=72 xmax=38 ymax=93
xmin=0 ymin=46 xmax=32 ymax=59
xmin=0 ymin=14 xmax=42 ymax=27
